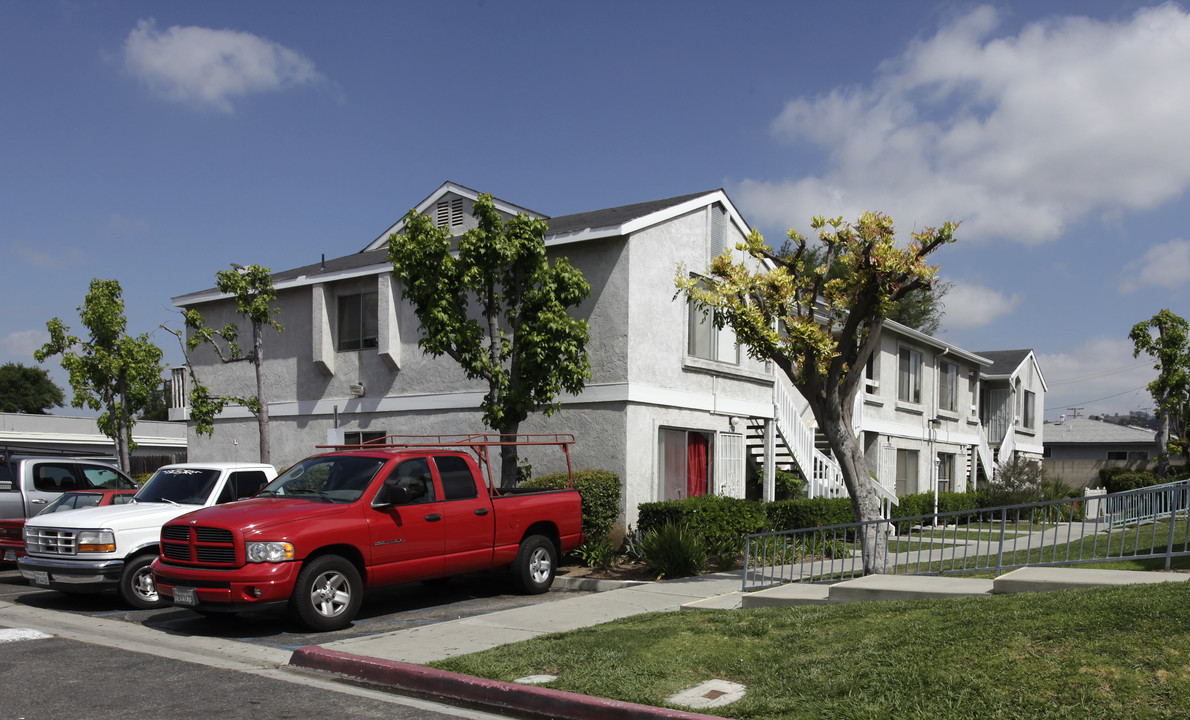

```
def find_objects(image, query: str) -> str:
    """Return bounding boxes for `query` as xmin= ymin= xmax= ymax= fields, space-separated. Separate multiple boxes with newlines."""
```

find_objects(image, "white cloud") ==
xmin=736 ymin=4 xmax=1190 ymax=245
xmin=1 ymin=330 xmax=50 ymax=361
xmin=1119 ymin=238 xmax=1190 ymax=292
xmin=940 ymin=280 xmax=1022 ymax=330
xmin=1038 ymin=337 xmax=1155 ymax=418
xmin=11 ymin=242 xmax=86 ymax=270
xmin=123 ymin=19 xmax=323 ymax=113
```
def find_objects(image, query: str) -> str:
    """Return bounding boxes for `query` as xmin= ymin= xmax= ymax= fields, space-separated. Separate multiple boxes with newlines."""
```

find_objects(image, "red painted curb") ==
xmin=289 ymin=646 xmax=733 ymax=720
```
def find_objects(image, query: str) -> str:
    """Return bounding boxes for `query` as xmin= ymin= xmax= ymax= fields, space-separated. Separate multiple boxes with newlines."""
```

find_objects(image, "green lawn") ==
xmin=431 ymin=582 xmax=1190 ymax=719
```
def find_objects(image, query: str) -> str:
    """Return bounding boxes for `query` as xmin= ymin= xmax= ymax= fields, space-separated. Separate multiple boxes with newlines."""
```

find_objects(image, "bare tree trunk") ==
xmin=115 ymin=377 xmax=131 ymax=473
xmin=499 ymin=422 xmax=521 ymax=490
xmin=818 ymin=398 xmax=889 ymax=574
xmin=1156 ymin=410 xmax=1171 ymax=478
xmin=254 ymin=323 xmax=270 ymax=466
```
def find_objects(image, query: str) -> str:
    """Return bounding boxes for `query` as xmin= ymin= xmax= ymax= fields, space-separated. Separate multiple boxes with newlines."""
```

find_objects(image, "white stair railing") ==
xmin=975 ymin=425 xmax=995 ymax=479
xmin=770 ymin=375 xmax=897 ymax=515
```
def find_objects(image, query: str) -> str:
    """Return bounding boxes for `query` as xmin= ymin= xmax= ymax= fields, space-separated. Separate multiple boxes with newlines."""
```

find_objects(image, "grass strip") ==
xmin=431 ymin=581 xmax=1190 ymax=719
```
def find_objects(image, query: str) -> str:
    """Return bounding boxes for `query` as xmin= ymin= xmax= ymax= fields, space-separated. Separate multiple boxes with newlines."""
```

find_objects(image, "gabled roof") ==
xmin=1043 ymin=416 xmax=1157 ymax=446
xmin=545 ymin=189 xmax=749 ymax=246
xmin=362 ymin=181 xmax=546 ymax=252
xmin=973 ymin=348 xmax=1048 ymax=391
xmin=176 ymin=184 xmax=752 ymax=307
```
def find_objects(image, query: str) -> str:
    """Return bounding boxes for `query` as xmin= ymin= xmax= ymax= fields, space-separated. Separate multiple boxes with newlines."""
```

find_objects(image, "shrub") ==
xmin=763 ymin=497 xmax=853 ymax=532
xmin=637 ymin=523 xmax=707 ymax=579
xmin=986 ymin=457 xmax=1044 ymax=507
xmin=523 ymin=469 xmax=622 ymax=541
xmin=774 ymin=469 xmax=806 ymax=500
xmin=1100 ymin=468 xmax=1161 ymax=494
xmin=572 ymin=537 xmax=617 ymax=570
xmin=636 ymin=495 xmax=766 ymax=549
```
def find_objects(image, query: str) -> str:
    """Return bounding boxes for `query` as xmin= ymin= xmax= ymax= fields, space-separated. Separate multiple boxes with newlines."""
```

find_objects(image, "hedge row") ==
xmin=638 ymin=491 xmax=1000 ymax=541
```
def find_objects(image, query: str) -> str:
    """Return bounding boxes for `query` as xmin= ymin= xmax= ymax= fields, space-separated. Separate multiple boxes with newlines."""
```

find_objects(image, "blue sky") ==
xmin=2 ymin=1 xmax=1187 ymax=421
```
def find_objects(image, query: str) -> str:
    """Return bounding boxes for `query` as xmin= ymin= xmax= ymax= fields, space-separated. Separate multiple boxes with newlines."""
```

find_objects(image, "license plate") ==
xmin=33 ymin=571 xmax=49 ymax=586
xmin=173 ymin=586 xmax=197 ymax=607
xmin=3 ymin=549 xmax=14 ymax=562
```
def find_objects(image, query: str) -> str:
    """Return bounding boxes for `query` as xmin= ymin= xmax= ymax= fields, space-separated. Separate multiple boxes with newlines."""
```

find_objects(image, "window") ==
xmin=895 ymin=449 xmax=918 ymax=496
xmin=383 ymin=458 xmax=436 ymax=505
xmin=338 ymin=292 xmax=379 ymax=351
xmin=898 ymin=348 xmax=922 ymax=403
xmin=937 ymin=453 xmax=955 ymax=493
xmin=435 ymin=456 xmax=478 ymax=500
xmin=659 ymin=429 xmax=714 ymax=500
xmin=687 ymin=292 xmax=739 ymax=364
xmin=1128 ymin=451 xmax=1149 ymax=461
xmin=938 ymin=361 xmax=958 ymax=412
xmin=1107 ymin=451 xmax=1128 ymax=461
xmin=78 ymin=465 xmax=134 ymax=489
xmin=345 ymin=430 xmax=386 ymax=446
xmin=217 ymin=470 xmax=271 ymax=504
xmin=865 ymin=356 xmax=879 ymax=393
xmin=1022 ymin=390 xmax=1036 ymax=429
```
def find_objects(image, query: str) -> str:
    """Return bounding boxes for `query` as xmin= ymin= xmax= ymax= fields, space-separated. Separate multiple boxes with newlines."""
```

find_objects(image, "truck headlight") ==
xmin=245 ymin=541 xmax=294 ymax=563
xmin=77 ymin=530 xmax=116 ymax=553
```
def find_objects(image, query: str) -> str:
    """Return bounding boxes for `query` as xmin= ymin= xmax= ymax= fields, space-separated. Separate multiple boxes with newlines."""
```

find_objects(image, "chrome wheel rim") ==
xmin=309 ymin=570 xmax=351 ymax=617
xmin=528 ymin=546 xmax=552 ymax=584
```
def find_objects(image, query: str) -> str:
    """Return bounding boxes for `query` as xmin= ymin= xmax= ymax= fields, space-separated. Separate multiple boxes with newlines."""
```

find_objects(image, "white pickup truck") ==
xmin=19 ymin=462 xmax=276 ymax=608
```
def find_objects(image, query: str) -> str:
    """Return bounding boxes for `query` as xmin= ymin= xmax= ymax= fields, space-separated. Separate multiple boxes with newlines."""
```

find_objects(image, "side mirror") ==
xmin=373 ymin=484 xmax=410 ymax=509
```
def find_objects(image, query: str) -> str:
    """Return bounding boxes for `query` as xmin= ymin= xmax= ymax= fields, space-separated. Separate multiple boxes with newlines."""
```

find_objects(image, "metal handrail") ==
xmin=742 ymin=481 xmax=1190 ymax=591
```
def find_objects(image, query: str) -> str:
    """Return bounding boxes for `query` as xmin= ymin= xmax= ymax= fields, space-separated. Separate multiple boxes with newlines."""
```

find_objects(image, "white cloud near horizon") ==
xmin=123 ymin=19 xmax=324 ymax=113
xmin=735 ymin=4 xmax=1190 ymax=245
xmin=1038 ymin=336 xmax=1155 ymax=418
xmin=940 ymin=279 xmax=1022 ymax=330
xmin=0 ymin=330 xmax=50 ymax=362
xmin=1119 ymin=238 xmax=1190 ymax=292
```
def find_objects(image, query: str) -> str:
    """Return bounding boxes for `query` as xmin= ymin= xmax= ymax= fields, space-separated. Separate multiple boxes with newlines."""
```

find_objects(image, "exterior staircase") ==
xmin=745 ymin=374 xmax=897 ymax=515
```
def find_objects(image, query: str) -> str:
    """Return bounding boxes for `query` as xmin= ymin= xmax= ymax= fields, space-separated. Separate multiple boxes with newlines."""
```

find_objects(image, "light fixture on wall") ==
xmin=349 ymin=384 xmax=365 ymax=397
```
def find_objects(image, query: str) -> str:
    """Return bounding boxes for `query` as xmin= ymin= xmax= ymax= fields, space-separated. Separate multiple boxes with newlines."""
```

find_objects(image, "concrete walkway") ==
xmin=289 ymin=566 xmax=1188 ymax=720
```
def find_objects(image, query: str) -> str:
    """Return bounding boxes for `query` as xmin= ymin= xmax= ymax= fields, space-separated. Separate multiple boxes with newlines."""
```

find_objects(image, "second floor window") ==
xmin=338 ymin=292 xmax=378 ymax=351
xmin=1022 ymin=390 xmax=1036 ymax=429
xmin=898 ymin=347 xmax=922 ymax=404
xmin=687 ymin=291 xmax=739 ymax=365
xmin=938 ymin=361 xmax=958 ymax=412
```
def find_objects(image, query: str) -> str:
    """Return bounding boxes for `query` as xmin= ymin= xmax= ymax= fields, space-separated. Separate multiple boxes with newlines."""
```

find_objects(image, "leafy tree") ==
xmin=678 ymin=211 xmax=956 ymax=574
xmin=168 ymin=264 xmax=283 ymax=465
xmin=805 ymin=246 xmax=952 ymax=334
xmin=388 ymin=194 xmax=591 ymax=488
xmin=35 ymin=279 xmax=163 ymax=472
xmin=1129 ymin=309 xmax=1189 ymax=478
xmin=137 ymin=378 xmax=171 ymax=421
xmin=0 ymin=362 xmax=65 ymax=414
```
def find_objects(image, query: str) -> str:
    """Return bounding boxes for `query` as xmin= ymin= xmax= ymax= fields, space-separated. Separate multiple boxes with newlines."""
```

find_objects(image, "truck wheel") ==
xmin=290 ymin=555 xmax=362 ymax=632
xmin=119 ymin=554 xmax=166 ymax=609
xmin=511 ymin=535 xmax=556 ymax=594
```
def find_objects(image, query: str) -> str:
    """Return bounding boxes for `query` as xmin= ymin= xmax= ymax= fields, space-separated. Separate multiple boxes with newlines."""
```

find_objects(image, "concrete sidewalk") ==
xmin=289 ymin=567 xmax=1188 ymax=720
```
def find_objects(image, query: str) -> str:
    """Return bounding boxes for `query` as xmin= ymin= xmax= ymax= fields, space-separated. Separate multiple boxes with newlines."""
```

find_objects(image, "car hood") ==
xmin=170 ymin=497 xmax=351 ymax=535
xmin=24 ymin=502 xmax=201 ymax=531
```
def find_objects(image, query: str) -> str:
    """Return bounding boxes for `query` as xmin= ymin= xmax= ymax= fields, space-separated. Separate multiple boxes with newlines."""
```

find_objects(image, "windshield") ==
xmin=135 ymin=467 xmax=222 ymax=505
xmin=257 ymin=456 xmax=385 ymax=504
xmin=37 ymin=492 xmax=104 ymax=515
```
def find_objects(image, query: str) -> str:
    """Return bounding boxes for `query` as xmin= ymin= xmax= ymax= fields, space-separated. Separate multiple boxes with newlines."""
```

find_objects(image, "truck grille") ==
xmin=25 ymin=527 xmax=77 ymax=556
xmin=160 ymin=524 xmax=238 ymax=566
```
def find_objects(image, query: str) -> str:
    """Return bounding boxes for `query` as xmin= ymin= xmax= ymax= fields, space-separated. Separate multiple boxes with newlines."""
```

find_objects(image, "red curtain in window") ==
xmin=686 ymin=433 xmax=708 ymax=497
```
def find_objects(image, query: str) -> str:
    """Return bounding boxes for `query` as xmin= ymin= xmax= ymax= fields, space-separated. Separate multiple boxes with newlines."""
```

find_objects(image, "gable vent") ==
xmin=710 ymin=204 xmax=727 ymax=257
xmin=436 ymin=200 xmax=451 ymax=227
xmin=451 ymin=197 xmax=464 ymax=226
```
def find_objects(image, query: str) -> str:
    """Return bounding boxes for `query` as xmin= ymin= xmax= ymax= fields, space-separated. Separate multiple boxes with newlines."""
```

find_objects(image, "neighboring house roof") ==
xmin=1043 ymin=416 xmax=1157 ymax=446
xmin=176 ymin=183 xmax=752 ymax=307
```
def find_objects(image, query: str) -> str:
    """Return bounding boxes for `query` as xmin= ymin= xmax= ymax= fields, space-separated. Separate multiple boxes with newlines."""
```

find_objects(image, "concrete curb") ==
xmin=289 ymin=646 xmax=732 ymax=720
xmin=552 ymin=575 xmax=653 ymax=592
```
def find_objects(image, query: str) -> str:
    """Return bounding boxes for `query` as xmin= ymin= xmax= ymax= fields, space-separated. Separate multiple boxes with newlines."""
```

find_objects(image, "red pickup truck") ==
xmin=151 ymin=436 xmax=584 ymax=631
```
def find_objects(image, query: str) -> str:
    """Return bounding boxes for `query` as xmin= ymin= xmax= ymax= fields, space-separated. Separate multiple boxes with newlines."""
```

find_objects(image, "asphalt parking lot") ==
xmin=0 ymin=564 xmax=593 ymax=651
